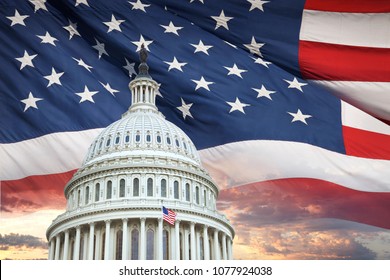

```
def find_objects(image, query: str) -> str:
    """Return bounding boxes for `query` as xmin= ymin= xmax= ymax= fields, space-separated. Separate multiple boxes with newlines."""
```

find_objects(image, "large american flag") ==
xmin=162 ymin=206 xmax=176 ymax=226
xmin=1 ymin=0 xmax=390 ymax=240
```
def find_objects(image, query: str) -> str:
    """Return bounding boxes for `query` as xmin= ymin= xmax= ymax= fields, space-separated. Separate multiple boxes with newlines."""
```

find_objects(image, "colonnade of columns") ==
xmin=48 ymin=217 xmax=233 ymax=260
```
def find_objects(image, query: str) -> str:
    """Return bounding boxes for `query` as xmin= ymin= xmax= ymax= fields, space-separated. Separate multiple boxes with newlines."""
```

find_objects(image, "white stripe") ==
xmin=300 ymin=10 xmax=390 ymax=48
xmin=200 ymin=140 xmax=390 ymax=193
xmin=310 ymin=80 xmax=390 ymax=124
xmin=0 ymin=129 xmax=102 ymax=180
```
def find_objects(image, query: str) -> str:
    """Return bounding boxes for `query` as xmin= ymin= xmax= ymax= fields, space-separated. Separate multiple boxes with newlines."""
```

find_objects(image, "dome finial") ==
xmin=138 ymin=44 xmax=149 ymax=76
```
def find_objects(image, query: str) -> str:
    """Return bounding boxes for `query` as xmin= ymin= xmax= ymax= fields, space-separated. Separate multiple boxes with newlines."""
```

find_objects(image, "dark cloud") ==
xmin=0 ymin=233 xmax=47 ymax=249
xmin=0 ymin=194 xmax=42 ymax=213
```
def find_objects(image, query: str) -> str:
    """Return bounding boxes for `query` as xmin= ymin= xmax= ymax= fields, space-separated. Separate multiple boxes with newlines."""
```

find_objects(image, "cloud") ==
xmin=0 ymin=233 xmax=47 ymax=250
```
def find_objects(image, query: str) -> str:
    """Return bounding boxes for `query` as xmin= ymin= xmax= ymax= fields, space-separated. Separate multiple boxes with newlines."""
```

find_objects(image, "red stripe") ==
xmin=343 ymin=126 xmax=390 ymax=160
xmin=218 ymin=178 xmax=390 ymax=230
xmin=299 ymin=40 xmax=390 ymax=82
xmin=304 ymin=0 xmax=390 ymax=13
xmin=1 ymin=170 xmax=76 ymax=213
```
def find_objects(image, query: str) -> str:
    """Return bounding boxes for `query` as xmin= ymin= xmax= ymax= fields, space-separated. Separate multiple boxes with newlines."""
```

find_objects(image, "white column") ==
xmin=157 ymin=218 xmax=163 ymax=260
xmin=54 ymin=235 xmax=61 ymax=260
xmin=175 ymin=220 xmax=180 ymax=260
xmin=227 ymin=237 xmax=233 ymax=260
xmin=122 ymin=219 xmax=128 ymax=260
xmin=190 ymin=222 xmax=196 ymax=260
xmin=88 ymin=223 xmax=95 ymax=260
xmin=222 ymin=233 xmax=227 ymax=260
xmin=140 ymin=218 xmax=146 ymax=260
xmin=83 ymin=231 xmax=88 ymax=260
xmin=104 ymin=220 xmax=111 ymax=260
xmin=203 ymin=226 xmax=210 ymax=260
xmin=74 ymin=226 xmax=81 ymax=260
xmin=95 ymin=228 xmax=101 ymax=260
xmin=63 ymin=230 xmax=70 ymax=260
xmin=49 ymin=239 xmax=55 ymax=260
xmin=213 ymin=229 xmax=220 ymax=260
xmin=184 ymin=226 xmax=189 ymax=260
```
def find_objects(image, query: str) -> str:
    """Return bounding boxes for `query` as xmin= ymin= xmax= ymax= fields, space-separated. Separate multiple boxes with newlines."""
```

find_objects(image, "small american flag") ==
xmin=162 ymin=206 xmax=176 ymax=226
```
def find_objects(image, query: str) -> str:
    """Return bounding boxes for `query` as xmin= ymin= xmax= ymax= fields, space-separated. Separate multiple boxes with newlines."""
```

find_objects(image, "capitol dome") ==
xmin=46 ymin=46 xmax=234 ymax=260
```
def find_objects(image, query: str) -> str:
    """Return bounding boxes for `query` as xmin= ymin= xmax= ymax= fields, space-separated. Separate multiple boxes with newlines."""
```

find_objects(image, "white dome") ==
xmin=83 ymin=109 xmax=200 ymax=166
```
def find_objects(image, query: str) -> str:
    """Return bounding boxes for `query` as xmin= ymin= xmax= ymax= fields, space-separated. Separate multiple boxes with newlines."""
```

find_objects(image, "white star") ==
xmin=104 ymin=14 xmax=125 ymax=33
xmin=37 ymin=31 xmax=58 ymax=46
xmin=75 ymin=86 xmax=98 ymax=103
xmin=252 ymin=56 xmax=272 ymax=68
xmin=73 ymin=57 xmax=93 ymax=72
xmin=247 ymin=0 xmax=269 ymax=12
xmin=21 ymin=92 xmax=43 ymax=112
xmin=93 ymin=38 xmax=108 ymax=59
xmin=15 ymin=50 xmax=37 ymax=70
xmin=29 ymin=0 xmax=48 ymax=12
xmin=191 ymin=76 xmax=214 ymax=91
xmin=177 ymin=98 xmax=193 ymax=120
xmin=124 ymin=58 xmax=136 ymax=77
xmin=288 ymin=109 xmax=312 ymax=125
xmin=7 ymin=10 xmax=29 ymax=27
xmin=75 ymin=0 xmax=90 ymax=7
xmin=100 ymin=82 xmax=119 ymax=96
xmin=190 ymin=0 xmax=204 ymax=3
xmin=164 ymin=57 xmax=187 ymax=72
xmin=63 ymin=20 xmax=80 ymax=39
xmin=132 ymin=35 xmax=153 ymax=52
xmin=226 ymin=97 xmax=250 ymax=114
xmin=244 ymin=36 xmax=265 ymax=57
xmin=190 ymin=40 xmax=213 ymax=55
xmin=160 ymin=21 xmax=183 ymax=36
xmin=252 ymin=85 xmax=276 ymax=100
xmin=128 ymin=0 xmax=150 ymax=13
xmin=284 ymin=77 xmax=308 ymax=92
xmin=224 ymin=63 xmax=248 ymax=78
xmin=44 ymin=67 xmax=64 ymax=87
xmin=211 ymin=10 xmax=233 ymax=30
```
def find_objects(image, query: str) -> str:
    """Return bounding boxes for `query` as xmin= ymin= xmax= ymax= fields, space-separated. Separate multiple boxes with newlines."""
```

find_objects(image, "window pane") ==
xmin=95 ymin=183 xmax=100 ymax=202
xmin=85 ymin=186 xmax=89 ymax=205
xmin=161 ymin=179 xmax=167 ymax=198
xmin=106 ymin=181 xmax=112 ymax=199
xmin=147 ymin=178 xmax=153 ymax=197
xmin=133 ymin=178 xmax=139 ymax=197
xmin=185 ymin=183 xmax=190 ymax=202
xmin=174 ymin=181 xmax=179 ymax=199
xmin=119 ymin=179 xmax=125 ymax=198
xmin=196 ymin=186 xmax=199 ymax=204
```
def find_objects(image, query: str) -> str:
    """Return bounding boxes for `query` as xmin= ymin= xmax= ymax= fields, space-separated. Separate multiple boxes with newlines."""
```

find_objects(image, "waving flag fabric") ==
xmin=1 ymin=0 xmax=390 ymax=258
xmin=162 ymin=206 xmax=176 ymax=226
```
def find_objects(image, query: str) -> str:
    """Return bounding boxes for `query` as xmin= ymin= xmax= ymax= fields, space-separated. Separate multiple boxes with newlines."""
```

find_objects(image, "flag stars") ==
xmin=164 ymin=57 xmax=187 ymax=72
xmin=191 ymin=76 xmax=214 ymax=91
xmin=177 ymin=98 xmax=194 ymax=120
xmin=288 ymin=109 xmax=312 ymax=125
xmin=7 ymin=10 xmax=29 ymax=26
xmin=132 ymin=35 xmax=153 ymax=52
xmin=160 ymin=21 xmax=183 ymax=36
xmin=63 ymin=20 xmax=81 ymax=39
xmin=224 ymin=64 xmax=247 ymax=78
xmin=252 ymin=85 xmax=276 ymax=100
xmin=21 ymin=92 xmax=43 ymax=112
xmin=73 ymin=58 xmax=93 ymax=72
xmin=100 ymin=82 xmax=119 ymax=96
xmin=226 ymin=97 xmax=250 ymax=114
xmin=44 ymin=68 xmax=64 ymax=87
xmin=211 ymin=10 xmax=234 ymax=30
xmin=75 ymin=86 xmax=98 ymax=103
xmin=252 ymin=56 xmax=272 ymax=68
xmin=75 ymin=0 xmax=90 ymax=7
xmin=244 ymin=36 xmax=265 ymax=57
xmin=37 ymin=31 xmax=58 ymax=46
xmin=190 ymin=40 xmax=213 ymax=55
xmin=247 ymin=0 xmax=269 ymax=12
xmin=93 ymin=38 xmax=108 ymax=59
xmin=284 ymin=77 xmax=308 ymax=92
xmin=15 ymin=51 xmax=37 ymax=70
xmin=29 ymin=0 xmax=48 ymax=12
xmin=128 ymin=0 xmax=151 ymax=13
xmin=123 ymin=58 xmax=136 ymax=77
xmin=104 ymin=15 xmax=125 ymax=33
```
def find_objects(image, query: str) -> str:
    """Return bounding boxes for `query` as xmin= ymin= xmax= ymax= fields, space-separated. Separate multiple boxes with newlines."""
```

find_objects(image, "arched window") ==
xmin=166 ymin=135 xmax=171 ymax=145
xmin=125 ymin=133 xmax=130 ymax=143
xmin=135 ymin=131 xmax=141 ymax=143
xmin=175 ymin=138 xmax=180 ymax=148
xmin=174 ymin=181 xmax=179 ymax=199
xmin=115 ymin=134 xmax=120 ymax=145
xmin=119 ymin=179 xmax=125 ymax=198
xmin=106 ymin=181 xmax=112 ymax=199
xmin=133 ymin=178 xmax=139 ymax=197
xmin=85 ymin=186 xmax=89 ymax=205
xmin=157 ymin=134 xmax=162 ymax=144
xmin=146 ymin=132 xmax=151 ymax=143
xmin=106 ymin=137 xmax=111 ymax=147
xmin=185 ymin=183 xmax=190 ymax=202
xmin=147 ymin=229 xmax=154 ymax=260
xmin=195 ymin=186 xmax=200 ymax=204
xmin=147 ymin=178 xmax=153 ymax=197
xmin=78 ymin=189 xmax=81 ymax=206
xmin=204 ymin=190 xmax=207 ymax=207
xmin=131 ymin=229 xmax=139 ymax=260
xmin=161 ymin=179 xmax=167 ymax=198
xmin=95 ymin=183 xmax=100 ymax=202
xmin=116 ymin=230 xmax=123 ymax=260
xmin=163 ymin=230 xmax=169 ymax=260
